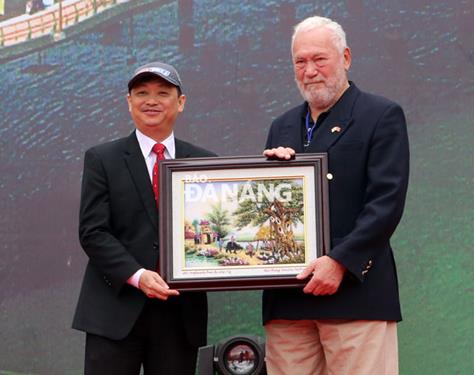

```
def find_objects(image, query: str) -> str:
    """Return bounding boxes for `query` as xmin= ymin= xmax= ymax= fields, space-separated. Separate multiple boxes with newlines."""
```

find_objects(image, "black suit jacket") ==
xmin=73 ymin=132 xmax=216 ymax=347
xmin=263 ymin=83 xmax=409 ymax=322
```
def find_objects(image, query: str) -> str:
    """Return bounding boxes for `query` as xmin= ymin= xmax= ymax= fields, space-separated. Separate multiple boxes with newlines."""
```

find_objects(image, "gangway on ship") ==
xmin=0 ymin=0 xmax=163 ymax=63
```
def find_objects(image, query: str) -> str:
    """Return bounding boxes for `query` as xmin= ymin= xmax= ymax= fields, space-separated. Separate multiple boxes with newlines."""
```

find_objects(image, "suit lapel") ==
xmin=175 ymin=138 xmax=207 ymax=159
xmin=305 ymin=83 xmax=360 ymax=153
xmin=175 ymin=139 xmax=192 ymax=159
xmin=122 ymin=136 xmax=199 ymax=229
xmin=123 ymin=132 xmax=158 ymax=228
xmin=279 ymin=105 xmax=307 ymax=153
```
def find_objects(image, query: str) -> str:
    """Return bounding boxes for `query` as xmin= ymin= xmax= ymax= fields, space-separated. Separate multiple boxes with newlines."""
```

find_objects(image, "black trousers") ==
xmin=84 ymin=299 xmax=198 ymax=375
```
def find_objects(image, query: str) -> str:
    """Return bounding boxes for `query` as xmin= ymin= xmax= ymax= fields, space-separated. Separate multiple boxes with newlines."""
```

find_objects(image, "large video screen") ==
xmin=0 ymin=1 xmax=472 ymax=373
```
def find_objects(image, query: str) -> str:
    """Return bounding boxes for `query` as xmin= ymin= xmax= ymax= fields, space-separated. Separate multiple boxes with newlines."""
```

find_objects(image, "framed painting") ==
xmin=158 ymin=154 xmax=330 ymax=291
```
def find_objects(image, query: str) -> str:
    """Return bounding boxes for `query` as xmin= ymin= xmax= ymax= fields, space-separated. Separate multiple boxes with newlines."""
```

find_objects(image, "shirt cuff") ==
xmin=127 ymin=268 xmax=145 ymax=289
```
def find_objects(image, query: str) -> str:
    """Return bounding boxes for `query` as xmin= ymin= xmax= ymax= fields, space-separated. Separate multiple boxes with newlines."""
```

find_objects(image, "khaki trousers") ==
xmin=264 ymin=319 xmax=398 ymax=375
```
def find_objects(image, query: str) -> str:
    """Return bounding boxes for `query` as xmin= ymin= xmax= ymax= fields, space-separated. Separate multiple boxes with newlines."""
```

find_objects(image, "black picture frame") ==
xmin=159 ymin=154 xmax=330 ymax=291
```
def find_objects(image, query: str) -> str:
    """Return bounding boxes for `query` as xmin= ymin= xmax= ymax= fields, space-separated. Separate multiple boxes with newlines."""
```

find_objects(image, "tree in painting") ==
xmin=205 ymin=202 xmax=231 ymax=241
xmin=233 ymin=179 xmax=304 ymax=260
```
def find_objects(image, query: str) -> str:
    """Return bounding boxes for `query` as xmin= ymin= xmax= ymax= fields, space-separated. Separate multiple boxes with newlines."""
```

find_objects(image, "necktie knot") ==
xmin=152 ymin=143 xmax=166 ymax=159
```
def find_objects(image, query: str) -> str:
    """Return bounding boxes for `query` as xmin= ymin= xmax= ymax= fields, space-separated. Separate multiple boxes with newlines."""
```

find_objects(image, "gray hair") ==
xmin=291 ymin=16 xmax=347 ymax=54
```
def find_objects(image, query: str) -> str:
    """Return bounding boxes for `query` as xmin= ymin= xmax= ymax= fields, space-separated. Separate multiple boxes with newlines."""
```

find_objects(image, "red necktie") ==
xmin=152 ymin=143 xmax=166 ymax=207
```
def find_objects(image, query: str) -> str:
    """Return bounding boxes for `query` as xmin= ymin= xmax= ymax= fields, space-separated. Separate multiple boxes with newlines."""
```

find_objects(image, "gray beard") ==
xmin=296 ymin=73 xmax=348 ymax=111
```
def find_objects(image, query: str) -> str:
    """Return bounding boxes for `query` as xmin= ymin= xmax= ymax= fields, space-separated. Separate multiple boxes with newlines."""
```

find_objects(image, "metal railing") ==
xmin=0 ymin=0 xmax=117 ymax=47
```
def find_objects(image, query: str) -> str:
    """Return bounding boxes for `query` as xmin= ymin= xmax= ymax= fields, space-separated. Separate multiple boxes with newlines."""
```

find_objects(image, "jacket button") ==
xmin=153 ymin=242 xmax=159 ymax=249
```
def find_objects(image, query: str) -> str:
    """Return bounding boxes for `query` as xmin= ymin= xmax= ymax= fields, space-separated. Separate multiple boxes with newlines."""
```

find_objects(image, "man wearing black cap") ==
xmin=73 ymin=62 xmax=216 ymax=374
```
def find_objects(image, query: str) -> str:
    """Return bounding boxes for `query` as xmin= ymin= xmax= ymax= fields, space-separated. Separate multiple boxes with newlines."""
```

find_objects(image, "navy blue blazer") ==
xmin=73 ymin=132 xmax=216 ymax=346
xmin=263 ymin=83 xmax=409 ymax=322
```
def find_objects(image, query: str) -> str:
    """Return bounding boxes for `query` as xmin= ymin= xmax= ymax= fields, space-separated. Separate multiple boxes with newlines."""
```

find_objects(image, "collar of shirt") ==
xmin=302 ymin=105 xmax=330 ymax=126
xmin=135 ymin=129 xmax=176 ymax=181
xmin=301 ymin=105 xmax=330 ymax=147
xmin=135 ymin=129 xmax=176 ymax=159
xmin=301 ymin=81 xmax=354 ymax=147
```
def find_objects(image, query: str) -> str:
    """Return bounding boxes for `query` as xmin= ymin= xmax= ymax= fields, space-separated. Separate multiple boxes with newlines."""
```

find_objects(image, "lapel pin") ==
xmin=331 ymin=126 xmax=342 ymax=133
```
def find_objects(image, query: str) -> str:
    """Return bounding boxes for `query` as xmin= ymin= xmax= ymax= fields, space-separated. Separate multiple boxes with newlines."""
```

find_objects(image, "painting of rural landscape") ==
xmin=182 ymin=177 xmax=306 ymax=268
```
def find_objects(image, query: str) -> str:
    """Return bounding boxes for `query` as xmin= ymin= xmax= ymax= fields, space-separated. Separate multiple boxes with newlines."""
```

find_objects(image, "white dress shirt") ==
xmin=127 ymin=129 xmax=176 ymax=288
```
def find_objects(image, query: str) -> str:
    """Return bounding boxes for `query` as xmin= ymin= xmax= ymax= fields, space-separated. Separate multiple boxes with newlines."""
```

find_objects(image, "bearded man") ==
xmin=262 ymin=16 xmax=409 ymax=375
